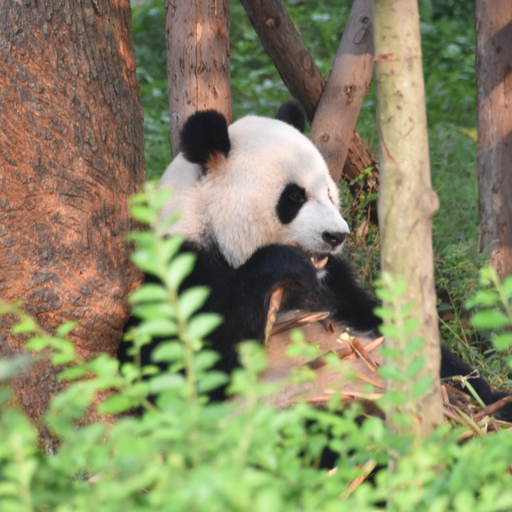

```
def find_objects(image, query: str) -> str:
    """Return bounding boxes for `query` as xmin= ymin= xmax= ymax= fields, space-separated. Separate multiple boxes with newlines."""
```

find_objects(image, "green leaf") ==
xmin=161 ymin=235 xmax=184 ymax=264
xmin=379 ymin=364 xmax=406 ymax=383
xmin=149 ymin=374 xmax=185 ymax=393
xmin=501 ymin=276 xmax=512 ymax=299
xmin=133 ymin=303 xmax=175 ymax=320
xmin=194 ymin=350 xmax=220 ymax=372
xmin=403 ymin=317 xmax=419 ymax=336
xmin=380 ymin=347 xmax=401 ymax=359
xmin=197 ymin=371 xmax=228 ymax=394
xmin=139 ymin=319 xmax=178 ymax=337
xmin=129 ymin=231 xmax=156 ymax=249
xmin=480 ymin=266 xmax=498 ymax=286
xmin=151 ymin=187 xmax=173 ymax=211
xmin=404 ymin=336 xmax=424 ymax=356
xmin=0 ymin=388 xmax=12 ymax=405
xmin=58 ymin=367 xmax=87 ymax=381
xmin=166 ymin=252 xmax=196 ymax=290
xmin=492 ymin=332 xmax=512 ymax=350
xmin=98 ymin=395 xmax=134 ymax=414
xmin=471 ymin=310 xmax=510 ymax=329
xmin=378 ymin=391 xmax=408 ymax=407
xmin=131 ymin=249 xmax=159 ymax=274
xmin=188 ymin=313 xmax=223 ymax=340
xmin=178 ymin=286 xmax=210 ymax=319
xmin=399 ymin=302 xmax=413 ymax=316
xmin=151 ymin=341 xmax=184 ymax=363
xmin=131 ymin=205 xmax=156 ymax=224
xmin=391 ymin=412 xmax=413 ymax=427
xmin=465 ymin=290 xmax=499 ymax=309
xmin=130 ymin=190 xmax=149 ymax=205
xmin=379 ymin=324 xmax=402 ymax=339
xmin=129 ymin=283 xmax=169 ymax=304
xmin=407 ymin=356 xmax=425 ymax=378
xmin=412 ymin=376 xmax=433 ymax=398
xmin=0 ymin=482 xmax=18 ymax=496
xmin=25 ymin=336 xmax=57 ymax=351
xmin=141 ymin=365 xmax=160 ymax=376
xmin=373 ymin=306 xmax=395 ymax=320
xmin=12 ymin=318 xmax=37 ymax=334
xmin=55 ymin=321 xmax=79 ymax=337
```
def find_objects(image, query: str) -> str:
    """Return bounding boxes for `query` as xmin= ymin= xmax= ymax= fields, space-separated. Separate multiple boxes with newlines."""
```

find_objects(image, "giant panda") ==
xmin=133 ymin=100 xmax=512 ymax=420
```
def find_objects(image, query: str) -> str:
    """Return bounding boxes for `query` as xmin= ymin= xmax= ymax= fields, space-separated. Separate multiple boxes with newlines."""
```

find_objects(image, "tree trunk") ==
xmin=476 ymin=1 xmax=512 ymax=279
xmin=165 ymin=0 xmax=233 ymax=158
xmin=239 ymin=0 xmax=378 ymax=190
xmin=373 ymin=0 xmax=443 ymax=436
xmin=0 ymin=0 xmax=145 ymax=425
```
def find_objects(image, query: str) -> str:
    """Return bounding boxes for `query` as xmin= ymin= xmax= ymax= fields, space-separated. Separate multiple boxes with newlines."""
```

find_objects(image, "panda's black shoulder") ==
xmin=180 ymin=240 xmax=235 ymax=291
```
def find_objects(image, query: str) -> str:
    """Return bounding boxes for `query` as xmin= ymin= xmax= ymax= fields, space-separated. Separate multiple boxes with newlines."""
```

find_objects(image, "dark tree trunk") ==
xmin=0 ymin=0 xmax=145 ymax=424
xmin=476 ymin=1 xmax=512 ymax=279
xmin=165 ymin=0 xmax=233 ymax=158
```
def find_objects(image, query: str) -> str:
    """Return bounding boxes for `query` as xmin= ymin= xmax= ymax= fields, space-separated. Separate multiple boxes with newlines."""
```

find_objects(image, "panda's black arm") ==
xmin=440 ymin=345 xmax=512 ymax=422
xmin=182 ymin=243 xmax=319 ymax=374
xmin=321 ymin=256 xmax=381 ymax=335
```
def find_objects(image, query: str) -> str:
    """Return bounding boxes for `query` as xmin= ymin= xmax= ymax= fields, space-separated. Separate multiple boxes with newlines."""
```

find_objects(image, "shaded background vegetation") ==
xmin=131 ymin=0 xmax=509 ymax=388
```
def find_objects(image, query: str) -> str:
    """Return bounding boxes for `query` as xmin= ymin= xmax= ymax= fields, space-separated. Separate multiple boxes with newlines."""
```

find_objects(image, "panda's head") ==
xmin=160 ymin=101 xmax=350 ymax=269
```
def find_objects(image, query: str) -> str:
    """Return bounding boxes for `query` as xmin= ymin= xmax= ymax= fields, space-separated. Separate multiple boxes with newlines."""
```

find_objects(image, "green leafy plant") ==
xmin=465 ymin=267 xmax=512 ymax=387
xmin=2 ymin=185 xmax=512 ymax=510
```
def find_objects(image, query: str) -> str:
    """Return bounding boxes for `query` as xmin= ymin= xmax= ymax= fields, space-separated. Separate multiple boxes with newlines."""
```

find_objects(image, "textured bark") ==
xmin=165 ymin=0 xmax=233 ymax=158
xmin=476 ymin=1 xmax=512 ymax=279
xmin=373 ymin=0 xmax=443 ymax=436
xmin=239 ymin=0 xmax=378 ymax=187
xmin=0 ymin=0 xmax=145 ymax=423
xmin=309 ymin=0 xmax=375 ymax=184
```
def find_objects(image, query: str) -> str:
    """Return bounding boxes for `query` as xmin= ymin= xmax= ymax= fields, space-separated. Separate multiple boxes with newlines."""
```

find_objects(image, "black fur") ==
xmin=276 ymin=184 xmax=307 ymax=224
xmin=179 ymin=110 xmax=230 ymax=169
xmin=440 ymin=345 xmax=512 ymax=421
xmin=275 ymin=99 xmax=306 ymax=133
xmin=126 ymin=242 xmax=319 ymax=401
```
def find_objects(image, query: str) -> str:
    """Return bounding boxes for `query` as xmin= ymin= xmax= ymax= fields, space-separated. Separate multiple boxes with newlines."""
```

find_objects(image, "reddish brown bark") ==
xmin=0 ymin=0 xmax=145 ymax=423
xmin=476 ymin=1 xmax=512 ymax=279
xmin=165 ymin=0 xmax=233 ymax=158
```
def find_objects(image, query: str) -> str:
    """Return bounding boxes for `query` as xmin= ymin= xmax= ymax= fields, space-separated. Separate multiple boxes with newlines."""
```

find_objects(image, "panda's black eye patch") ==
xmin=277 ymin=184 xmax=307 ymax=224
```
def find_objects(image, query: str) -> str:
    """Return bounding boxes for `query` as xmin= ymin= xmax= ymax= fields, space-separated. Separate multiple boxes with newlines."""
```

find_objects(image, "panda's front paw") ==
xmin=242 ymin=244 xmax=318 ymax=291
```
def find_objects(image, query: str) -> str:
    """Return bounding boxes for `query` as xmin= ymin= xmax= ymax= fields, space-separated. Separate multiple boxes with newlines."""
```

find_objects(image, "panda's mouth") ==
xmin=309 ymin=252 xmax=329 ymax=270
xmin=290 ymin=243 xmax=328 ymax=270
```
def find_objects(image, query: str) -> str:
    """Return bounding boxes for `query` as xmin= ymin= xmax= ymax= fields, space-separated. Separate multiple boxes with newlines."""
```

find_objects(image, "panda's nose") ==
xmin=322 ymin=231 xmax=347 ymax=248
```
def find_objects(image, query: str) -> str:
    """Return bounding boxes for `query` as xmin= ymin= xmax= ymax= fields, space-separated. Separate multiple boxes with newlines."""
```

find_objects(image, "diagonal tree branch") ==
xmin=239 ymin=0 xmax=378 ymax=187
xmin=309 ymin=0 xmax=376 ymax=184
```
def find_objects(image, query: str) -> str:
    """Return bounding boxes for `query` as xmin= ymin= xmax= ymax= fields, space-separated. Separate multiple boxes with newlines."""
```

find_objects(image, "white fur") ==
xmin=159 ymin=115 xmax=349 ymax=268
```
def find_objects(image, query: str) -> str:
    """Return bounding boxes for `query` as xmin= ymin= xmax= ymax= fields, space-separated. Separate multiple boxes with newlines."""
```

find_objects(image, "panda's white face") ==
xmin=159 ymin=114 xmax=349 ymax=269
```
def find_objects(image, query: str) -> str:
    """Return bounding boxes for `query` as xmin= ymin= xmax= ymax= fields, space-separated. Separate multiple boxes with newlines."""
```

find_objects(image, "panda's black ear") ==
xmin=275 ymin=99 xmax=306 ymax=133
xmin=180 ymin=110 xmax=231 ymax=169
